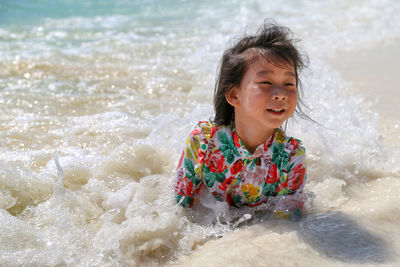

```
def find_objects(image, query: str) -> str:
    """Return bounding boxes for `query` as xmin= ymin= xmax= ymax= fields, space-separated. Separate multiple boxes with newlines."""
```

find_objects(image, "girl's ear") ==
xmin=225 ymin=86 xmax=239 ymax=107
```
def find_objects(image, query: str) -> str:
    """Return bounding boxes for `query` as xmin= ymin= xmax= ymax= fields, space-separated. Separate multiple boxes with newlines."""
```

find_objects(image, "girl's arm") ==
xmin=273 ymin=143 xmax=307 ymax=220
xmin=174 ymin=125 xmax=206 ymax=207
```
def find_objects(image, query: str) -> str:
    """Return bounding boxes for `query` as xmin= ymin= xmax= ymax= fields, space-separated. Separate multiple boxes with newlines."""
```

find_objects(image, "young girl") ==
xmin=174 ymin=22 xmax=308 ymax=220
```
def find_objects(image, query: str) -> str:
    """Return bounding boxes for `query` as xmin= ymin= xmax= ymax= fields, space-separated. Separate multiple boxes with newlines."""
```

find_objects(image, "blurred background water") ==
xmin=0 ymin=0 xmax=400 ymax=266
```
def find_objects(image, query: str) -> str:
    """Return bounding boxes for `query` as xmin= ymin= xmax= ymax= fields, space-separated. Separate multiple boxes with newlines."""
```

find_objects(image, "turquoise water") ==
xmin=1 ymin=1 xmax=400 ymax=266
xmin=0 ymin=0 xmax=194 ymax=24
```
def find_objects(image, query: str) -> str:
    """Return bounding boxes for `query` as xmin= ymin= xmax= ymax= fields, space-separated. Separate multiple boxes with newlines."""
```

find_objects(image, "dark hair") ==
xmin=213 ymin=20 xmax=310 ymax=126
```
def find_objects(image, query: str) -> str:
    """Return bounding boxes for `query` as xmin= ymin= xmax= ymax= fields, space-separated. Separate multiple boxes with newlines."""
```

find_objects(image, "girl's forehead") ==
xmin=248 ymin=56 xmax=295 ymax=74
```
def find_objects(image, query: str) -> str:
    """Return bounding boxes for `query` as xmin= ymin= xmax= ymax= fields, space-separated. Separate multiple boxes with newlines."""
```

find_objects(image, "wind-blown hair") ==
xmin=213 ymin=20 xmax=310 ymax=126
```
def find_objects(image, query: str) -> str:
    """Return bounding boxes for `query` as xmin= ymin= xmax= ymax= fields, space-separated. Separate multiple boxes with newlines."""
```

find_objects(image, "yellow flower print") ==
xmin=185 ymin=134 xmax=200 ymax=159
xmin=295 ymin=145 xmax=306 ymax=157
xmin=275 ymin=129 xmax=285 ymax=144
xmin=201 ymin=121 xmax=213 ymax=139
xmin=241 ymin=183 xmax=260 ymax=203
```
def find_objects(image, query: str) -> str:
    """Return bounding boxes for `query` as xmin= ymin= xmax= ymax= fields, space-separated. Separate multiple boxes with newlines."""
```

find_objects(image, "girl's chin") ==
xmin=262 ymin=118 xmax=289 ymax=129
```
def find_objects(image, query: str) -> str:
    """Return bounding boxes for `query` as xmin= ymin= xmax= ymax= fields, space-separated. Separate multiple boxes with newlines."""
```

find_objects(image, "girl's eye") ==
xmin=284 ymin=83 xmax=295 ymax=87
xmin=260 ymin=81 xmax=272 ymax=85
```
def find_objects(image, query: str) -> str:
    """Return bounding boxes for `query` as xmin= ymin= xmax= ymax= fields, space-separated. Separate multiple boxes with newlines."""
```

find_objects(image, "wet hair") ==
xmin=213 ymin=20 xmax=310 ymax=126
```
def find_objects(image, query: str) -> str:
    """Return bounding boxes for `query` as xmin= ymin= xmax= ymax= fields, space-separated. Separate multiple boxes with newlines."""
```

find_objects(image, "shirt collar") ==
xmin=230 ymin=125 xmax=278 ymax=159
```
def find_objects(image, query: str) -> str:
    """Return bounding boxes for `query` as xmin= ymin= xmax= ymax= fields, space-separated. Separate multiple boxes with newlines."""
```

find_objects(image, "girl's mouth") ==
xmin=266 ymin=108 xmax=285 ymax=114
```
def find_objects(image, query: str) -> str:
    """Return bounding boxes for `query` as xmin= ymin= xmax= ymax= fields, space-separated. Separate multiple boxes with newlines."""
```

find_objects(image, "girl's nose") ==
xmin=274 ymin=94 xmax=287 ymax=100
xmin=272 ymin=87 xmax=287 ymax=100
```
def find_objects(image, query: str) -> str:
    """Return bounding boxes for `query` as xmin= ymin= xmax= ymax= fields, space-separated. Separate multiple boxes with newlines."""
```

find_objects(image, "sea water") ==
xmin=0 ymin=0 xmax=399 ymax=266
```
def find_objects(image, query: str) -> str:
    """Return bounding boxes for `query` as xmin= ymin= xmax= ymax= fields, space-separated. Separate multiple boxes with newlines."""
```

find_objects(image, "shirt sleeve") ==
xmin=174 ymin=123 xmax=208 ymax=207
xmin=273 ymin=140 xmax=307 ymax=220
xmin=286 ymin=142 xmax=307 ymax=195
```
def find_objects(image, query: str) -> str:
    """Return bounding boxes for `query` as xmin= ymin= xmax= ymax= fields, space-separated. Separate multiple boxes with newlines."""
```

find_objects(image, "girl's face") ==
xmin=227 ymin=56 xmax=298 ymax=132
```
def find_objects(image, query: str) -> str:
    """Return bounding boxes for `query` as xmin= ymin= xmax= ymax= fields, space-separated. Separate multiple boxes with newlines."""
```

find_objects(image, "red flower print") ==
xmin=230 ymin=159 xmax=243 ymax=175
xmin=232 ymin=131 xmax=241 ymax=148
xmin=190 ymin=128 xmax=201 ymax=136
xmin=176 ymin=151 xmax=184 ymax=169
xmin=175 ymin=176 xmax=194 ymax=197
xmin=210 ymin=125 xmax=219 ymax=138
xmin=264 ymin=134 xmax=275 ymax=151
xmin=197 ymin=149 xmax=206 ymax=164
xmin=205 ymin=149 xmax=226 ymax=173
xmin=195 ymin=184 xmax=202 ymax=195
xmin=226 ymin=193 xmax=233 ymax=206
xmin=288 ymin=164 xmax=306 ymax=191
xmin=265 ymin=163 xmax=279 ymax=184
xmin=218 ymin=176 xmax=235 ymax=191
xmin=208 ymin=142 xmax=216 ymax=152
xmin=287 ymin=139 xmax=299 ymax=157
xmin=289 ymin=138 xmax=299 ymax=149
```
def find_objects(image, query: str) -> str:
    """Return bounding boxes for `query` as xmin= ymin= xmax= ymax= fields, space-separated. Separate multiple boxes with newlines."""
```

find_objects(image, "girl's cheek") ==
xmin=255 ymin=86 xmax=271 ymax=97
xmin=289 ymin=91 xmax=298 ymax=102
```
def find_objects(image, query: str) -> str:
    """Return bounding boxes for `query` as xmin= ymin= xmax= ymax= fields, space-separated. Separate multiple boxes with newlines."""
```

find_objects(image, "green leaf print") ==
xmin=176 ymin=194 xmax=193 ymax=207
xmin=217 ymin=131 xmax=230 ymax=145
xmin=262 ymin=182 xmax=277 ymax=197
xmin=184 ymin=158 xmax=195 ymax=175
xmin=286 ymin=162 xmax=294 ymax=174
xmin=215 ymin=172 xmax=225 ymax=183
xmin=184 ymin=158 xmax=201 ymax=185
xmin=247 ymin=159 xmax=257 ymax=170
xmin=232 ymin=195 xmax=242 ymax=207
xmin=219 ymin=144 xmax=230 ymax=154
xmin=272 ymin=143 xmax=284 ymax=166
xmin=272 ymin=143 xmax=290 ymax=170
xmin=281 ymin=155 xmax=289 ymax=170
xmin=192 ymin=176 xmax=201 ymax=186
xmin=234 ymin=148 xmax=241 ymax=157
xmin=217 ymin=132 xmax=237 ymax=164
xmin=213 ymin=194 xmax=223 ymax=201
xmin=203 ymin=165 xmax=216 ymax=187
xmin=227 ymin=151 xmax=235 ymax=163
xmin=219 ymin=143 xmax=232 ymax=161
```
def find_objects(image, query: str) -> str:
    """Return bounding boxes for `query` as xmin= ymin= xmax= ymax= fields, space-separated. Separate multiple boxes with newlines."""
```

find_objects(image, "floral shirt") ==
xmin=174 ymin=121 xmax=307 ymax=208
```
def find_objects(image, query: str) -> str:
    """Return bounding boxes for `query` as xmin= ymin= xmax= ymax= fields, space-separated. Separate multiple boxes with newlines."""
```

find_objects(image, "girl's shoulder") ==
xmin=194 ymin=120 xmax=230 ymax=141
xmin=274 ymin=128 xmax=306 ymax=154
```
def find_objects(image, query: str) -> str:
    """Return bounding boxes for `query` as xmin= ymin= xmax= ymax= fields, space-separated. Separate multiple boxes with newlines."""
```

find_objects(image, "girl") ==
xmin=174 ymin=21 xmax=308 ymax=220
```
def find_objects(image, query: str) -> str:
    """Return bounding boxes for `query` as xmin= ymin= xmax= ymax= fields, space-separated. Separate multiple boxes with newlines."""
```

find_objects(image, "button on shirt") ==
xmin=174 ymin=121 xmax=307 ymax=208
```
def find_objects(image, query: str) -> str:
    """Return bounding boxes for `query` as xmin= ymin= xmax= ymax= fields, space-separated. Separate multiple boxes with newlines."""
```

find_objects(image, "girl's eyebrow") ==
xmin=256 ymin=70 xmax=296 ymax=77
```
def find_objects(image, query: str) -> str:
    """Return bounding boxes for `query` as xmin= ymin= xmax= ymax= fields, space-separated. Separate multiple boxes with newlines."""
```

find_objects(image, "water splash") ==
xmin=53 ymin=153 xmax=65 ymax=196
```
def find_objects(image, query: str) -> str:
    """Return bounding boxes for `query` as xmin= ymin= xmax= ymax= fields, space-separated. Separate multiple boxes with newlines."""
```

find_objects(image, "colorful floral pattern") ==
xmin=174 ymin=121 xmax=307 ymax=208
